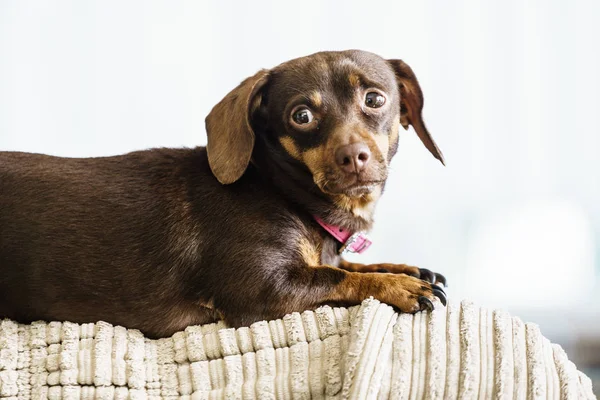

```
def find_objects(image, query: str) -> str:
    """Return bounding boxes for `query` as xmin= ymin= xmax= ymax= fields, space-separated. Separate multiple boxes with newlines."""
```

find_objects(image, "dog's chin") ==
xmin=340 ymin=183 xmax=380 ymax=197
xmin=318 ymin=177 xmax=385 ymax=198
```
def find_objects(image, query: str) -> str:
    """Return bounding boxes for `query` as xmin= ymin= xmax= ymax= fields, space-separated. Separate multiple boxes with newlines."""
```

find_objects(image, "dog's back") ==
xmin=0 ymin=148 xmax=310 ymax=337
xmin=0 ymin=149 xmax=223 ymax=333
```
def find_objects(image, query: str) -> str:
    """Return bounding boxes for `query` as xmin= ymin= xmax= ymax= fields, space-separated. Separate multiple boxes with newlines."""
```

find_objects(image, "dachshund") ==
xmin=0 ymin=50 xmax=446 ymax=338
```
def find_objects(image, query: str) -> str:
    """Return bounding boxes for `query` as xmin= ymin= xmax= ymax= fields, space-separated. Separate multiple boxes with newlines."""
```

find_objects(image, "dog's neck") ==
xmin=251 ymin=139 xmax=379 ymax=233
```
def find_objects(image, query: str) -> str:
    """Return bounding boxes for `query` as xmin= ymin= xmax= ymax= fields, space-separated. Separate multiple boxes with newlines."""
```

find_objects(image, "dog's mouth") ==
xmin=317 ymin=172 xmax=386 ymax=197
xmin=343 ymin=182 xmax=383 ymax=196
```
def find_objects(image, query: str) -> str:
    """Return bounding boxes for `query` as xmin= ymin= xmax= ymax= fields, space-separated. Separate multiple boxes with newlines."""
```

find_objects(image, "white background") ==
xmin=1 ymin=0 xmax=599 ymax=363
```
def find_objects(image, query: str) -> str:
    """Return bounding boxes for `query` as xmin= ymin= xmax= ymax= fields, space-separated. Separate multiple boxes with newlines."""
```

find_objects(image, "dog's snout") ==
xmin=335 ymin=143 xmax=371 ymax=174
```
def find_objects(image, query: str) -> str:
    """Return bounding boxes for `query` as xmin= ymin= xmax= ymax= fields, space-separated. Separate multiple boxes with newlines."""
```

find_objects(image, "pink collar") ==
xmin=314 ymin=216 xmax=372 ymax=255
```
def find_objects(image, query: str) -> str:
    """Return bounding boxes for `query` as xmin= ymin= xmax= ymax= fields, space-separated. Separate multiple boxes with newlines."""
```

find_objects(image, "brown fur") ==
xmin=388 ymin=60 xmax=445 ymax=165
xmin=0 ymin=50 xmax=446 ymax=338
xmin=279 ymin=136 xmax=302 ymax=160
xmin=299 ymin=237 xmax=321 ymax=266
xmin=327 ymin=270 xmax=434 ymax=312
xmin=309 ymin=91 xmax=323 ymax=108
xmin=338 ymin=259 xmax=420 ymax=276
xmin=206 ymin=69 xmax=269 ymax=184
xmin=348 ymin=73 xmax=361 ymax=87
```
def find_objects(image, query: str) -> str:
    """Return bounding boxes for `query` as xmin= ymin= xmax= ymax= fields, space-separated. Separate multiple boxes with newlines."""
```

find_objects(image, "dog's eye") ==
xmin=365 ymin=92 xmax=386 ymax=108
xmin=292 ymin=108 xmax=314 ymax=125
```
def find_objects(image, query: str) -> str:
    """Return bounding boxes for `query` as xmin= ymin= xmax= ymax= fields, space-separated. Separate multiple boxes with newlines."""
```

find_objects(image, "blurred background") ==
xmin=1 ymin=0 xmax=598 ymax=392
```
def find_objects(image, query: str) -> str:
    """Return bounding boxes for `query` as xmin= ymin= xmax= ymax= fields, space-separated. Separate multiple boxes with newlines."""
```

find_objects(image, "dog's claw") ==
xmin=431 ymin=284 xmax=447 ymax=306
xmin=435 ymin=273 xmax=447 ymax=287
xmin=432 ymin=288 xmax=447 ymax=306
xmin=419 ymin=268 xmax=435 ymax=283
xmin=418 ymin=296 xmax=435 ymax=312
xmin=431 ymin=284 xmax=446 ymax=295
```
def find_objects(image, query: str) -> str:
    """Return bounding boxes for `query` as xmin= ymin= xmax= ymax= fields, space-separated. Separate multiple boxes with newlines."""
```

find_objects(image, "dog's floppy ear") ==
xmin=387 ymin=60 xmax=444 ymax=165
xmin=205 ymin=69 xmax=270 ymax=184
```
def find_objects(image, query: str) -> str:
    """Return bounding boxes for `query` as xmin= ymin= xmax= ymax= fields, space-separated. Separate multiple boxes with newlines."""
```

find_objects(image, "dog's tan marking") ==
xmin=333 ymin=185 xmax=382 ymax=220
xmin=309 ymin=92 xmax=323 ymax=108
xmin=302 ymin=146 xmax=327 ymax=178
xmin=299 ymin=237 xmax=321 ymax=266
xmin=390 ymin=117 xmax=400 ymax=142
xmin=279 ymin=137 xmax=302 ymax=160
xmin=348 ymin=73 xmax=361 ymax=87
xmin=374 ymin=133 xmax=390 ymax=161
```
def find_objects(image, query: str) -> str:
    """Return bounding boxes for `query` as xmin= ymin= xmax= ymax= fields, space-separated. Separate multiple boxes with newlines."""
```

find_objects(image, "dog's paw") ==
xmin=375 ymin=274 xmax=447 ymax=313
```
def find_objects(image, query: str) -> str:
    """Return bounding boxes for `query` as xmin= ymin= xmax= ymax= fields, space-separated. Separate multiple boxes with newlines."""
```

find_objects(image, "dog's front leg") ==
xmin=337 ymin=259 xmax=447 ymax=287
xmin=292 ymin=265 xmax=447 ymax=312
xmin=218 ymin=265 xmax=446 ymax=328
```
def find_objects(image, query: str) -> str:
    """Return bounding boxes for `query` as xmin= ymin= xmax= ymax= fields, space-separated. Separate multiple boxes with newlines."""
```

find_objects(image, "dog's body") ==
xmin=0 ymin=50 xmax=446 ymax=338
xmin=0 ymin=148 xmax=333 ymax=337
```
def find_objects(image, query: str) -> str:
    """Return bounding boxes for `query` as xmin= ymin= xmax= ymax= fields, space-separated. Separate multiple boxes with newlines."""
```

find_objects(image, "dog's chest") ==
xmin=321 ymin=243 xmax=341 ymax=267
xmin=297 ymin=229 xmax=340 ymax=267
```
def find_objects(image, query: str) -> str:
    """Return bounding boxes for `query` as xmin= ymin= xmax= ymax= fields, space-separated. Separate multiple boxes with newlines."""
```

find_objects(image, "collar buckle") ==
xmin=339 ymin=232 xmax=372 ymax=255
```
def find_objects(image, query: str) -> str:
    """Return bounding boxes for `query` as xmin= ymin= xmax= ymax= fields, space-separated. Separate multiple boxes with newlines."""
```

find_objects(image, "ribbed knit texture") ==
xmin=0 ymin=298 xmax=595 ymax=399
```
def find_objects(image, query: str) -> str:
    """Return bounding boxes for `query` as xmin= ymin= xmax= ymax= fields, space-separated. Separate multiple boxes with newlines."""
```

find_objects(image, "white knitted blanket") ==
xmin=0 ymin=298 xmax=595 ymax=399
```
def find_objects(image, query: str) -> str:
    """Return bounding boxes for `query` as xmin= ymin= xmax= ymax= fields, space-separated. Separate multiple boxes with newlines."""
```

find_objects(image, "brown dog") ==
xmin=0 ymin=50 xmax=446 ymax=338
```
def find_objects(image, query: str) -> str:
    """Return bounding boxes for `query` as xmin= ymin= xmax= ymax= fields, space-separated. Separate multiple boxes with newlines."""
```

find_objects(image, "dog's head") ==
xmin=206 ymin=50 xmax=443 ymax=200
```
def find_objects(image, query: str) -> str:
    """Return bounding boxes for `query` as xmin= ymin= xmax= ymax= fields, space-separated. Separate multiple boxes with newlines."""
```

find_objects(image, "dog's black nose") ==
xmin=335 ymin=143 xmax=371 ymax=174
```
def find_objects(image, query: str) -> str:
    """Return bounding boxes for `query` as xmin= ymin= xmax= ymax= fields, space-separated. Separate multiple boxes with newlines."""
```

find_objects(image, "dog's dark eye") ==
xmin=292 ymin=108 xmax=314 ymax=125
xmin=365 ymin=92 xmax=386 ymax=108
